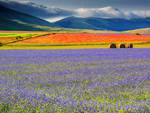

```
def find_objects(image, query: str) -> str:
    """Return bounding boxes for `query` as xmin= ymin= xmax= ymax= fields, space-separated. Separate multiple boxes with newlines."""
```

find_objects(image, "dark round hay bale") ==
xmin=16 ymin=37 xmax=18 ymax=40
xmin=128 ymin=43 xmax=133 ymax=48
xmin=52 ymin=33 xmax=56 ymax=35
xmin=83 ymin=32 xmax=87 ymax=33
xmin=136 ymin=33 xmax=141 ymax=35
xmin=16 ymin=36 xmax=23 ymax=40
xmin=120 ymin=44 xmax=126 ymax=48
xmin=0 ymin=42 xmax=3 ymax=46
xmin=109 ymin=43 xmax=117 ymax=48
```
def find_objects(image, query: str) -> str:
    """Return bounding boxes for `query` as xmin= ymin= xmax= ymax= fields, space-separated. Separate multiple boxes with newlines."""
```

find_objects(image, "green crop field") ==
xmin=0 ymin=32 xmax=48 ymax=44
xmin=0 ymin=33 xmax=36 ymax=38
xmin=0 ymin=30 xmax=150 ymax=49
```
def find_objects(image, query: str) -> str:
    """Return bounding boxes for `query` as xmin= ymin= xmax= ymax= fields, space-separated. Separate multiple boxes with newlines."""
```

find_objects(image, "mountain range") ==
xmin=0 ymin=4 xmax=55 ymax=31
xmin=54 ymin=17 xmax=150 ymax=31
xmin=0 ymin=1 xmax=150 ymax=31
xmin=0 ymin=0 xmax=73 ymax=21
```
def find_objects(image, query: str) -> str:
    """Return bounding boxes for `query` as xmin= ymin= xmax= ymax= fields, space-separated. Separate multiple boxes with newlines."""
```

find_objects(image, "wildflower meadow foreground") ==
xmin=0 ymin=49 xmax=150 ymax=113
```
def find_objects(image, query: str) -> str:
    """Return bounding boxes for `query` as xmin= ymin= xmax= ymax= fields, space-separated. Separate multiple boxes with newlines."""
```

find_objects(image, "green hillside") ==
xmin=0 ymin=4 xmax=54 ymax=31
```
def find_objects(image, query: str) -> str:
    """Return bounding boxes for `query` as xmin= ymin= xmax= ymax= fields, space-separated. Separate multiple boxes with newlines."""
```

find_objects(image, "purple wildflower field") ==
xmin=0 ymin=49 xmax=150 ymax=113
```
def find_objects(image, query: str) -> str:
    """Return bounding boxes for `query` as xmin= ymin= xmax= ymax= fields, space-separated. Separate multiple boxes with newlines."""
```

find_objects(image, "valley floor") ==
xmin=1 ymin=43 xmax=150 ymax=49
xmin=0 ymin=31 xmax=150 ymax=49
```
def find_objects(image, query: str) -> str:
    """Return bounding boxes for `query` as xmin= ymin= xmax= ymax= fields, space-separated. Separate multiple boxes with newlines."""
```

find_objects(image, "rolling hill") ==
xmin=0 ymin=4 xmax=54 ymax=31
xmin=126 ymin=28 xmax=150 ymax=34
xmin=54 ymin=17 xmax=150 ymax=31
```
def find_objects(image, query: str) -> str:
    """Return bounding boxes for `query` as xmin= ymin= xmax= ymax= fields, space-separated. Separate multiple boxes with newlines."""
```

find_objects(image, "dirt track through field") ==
xmin=2 ymin=33 xmax=50 ymax=45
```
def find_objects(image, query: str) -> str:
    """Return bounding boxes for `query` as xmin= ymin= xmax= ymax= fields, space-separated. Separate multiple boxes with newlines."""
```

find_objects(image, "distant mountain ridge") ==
xmin=0 ymin=4 xmax=54 ymax=31
xmin=54 ymin=17 xmax=150 ymax=31
xmin=0 ymin=0 xmax=73 ymax=19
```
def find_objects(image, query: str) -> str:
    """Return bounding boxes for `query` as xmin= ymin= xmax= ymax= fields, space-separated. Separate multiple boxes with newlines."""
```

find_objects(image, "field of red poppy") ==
xmin=0 ymin=31 xmax=150 ymax=49
xmin=15 ymin=33 xmax=150 ymax=44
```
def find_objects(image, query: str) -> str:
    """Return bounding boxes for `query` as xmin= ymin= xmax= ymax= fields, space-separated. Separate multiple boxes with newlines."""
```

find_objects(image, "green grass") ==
xmin=0 ymin=33 xmax=39 ymax=38
xmin=0 ymin=32 xmax=48 ymax=44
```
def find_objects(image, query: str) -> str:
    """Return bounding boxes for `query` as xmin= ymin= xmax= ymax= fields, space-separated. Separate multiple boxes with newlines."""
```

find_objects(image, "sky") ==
xmin=1 ymin=0 xmax=150 ymax=22
xmin=10 ymin=0 xmax=150 ymax=10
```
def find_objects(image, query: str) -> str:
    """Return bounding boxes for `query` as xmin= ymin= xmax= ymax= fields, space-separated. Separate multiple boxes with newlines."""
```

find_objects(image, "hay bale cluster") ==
xmin=110 ymin=43 xmax=133 ymax=48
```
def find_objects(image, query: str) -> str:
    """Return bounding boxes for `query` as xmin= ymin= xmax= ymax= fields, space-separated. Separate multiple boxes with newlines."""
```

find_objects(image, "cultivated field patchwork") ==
xmin=14 ymin=33 xmax=150 ymax=44
xmin=0 ymin=32 xmax=48 ymax=44
xmin=0 ymin=32 xmax=150 ymax=49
